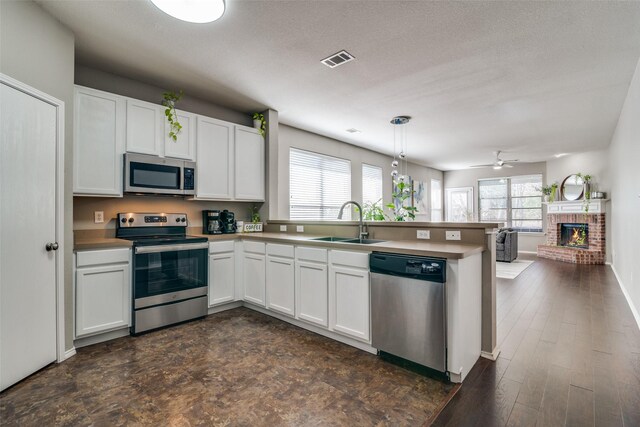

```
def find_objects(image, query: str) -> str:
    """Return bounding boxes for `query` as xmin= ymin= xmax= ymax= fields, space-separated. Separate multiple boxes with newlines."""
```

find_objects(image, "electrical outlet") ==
xmin=296 ymin=225 xmax=304 ymax=233
xmin=445 ymin=230 xmax=461 ymax=240
xmin=417 ymin=230 xmax=430 ymax=239
xmin=280 ymin=225 xmax=287 ymax=232
xmin=94 ymin=211 xmax=104 ymax=223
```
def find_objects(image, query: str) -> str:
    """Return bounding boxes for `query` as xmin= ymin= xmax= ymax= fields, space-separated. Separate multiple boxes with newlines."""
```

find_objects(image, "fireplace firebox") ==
xmin=560 ymin=223 xmax=588 ymax=249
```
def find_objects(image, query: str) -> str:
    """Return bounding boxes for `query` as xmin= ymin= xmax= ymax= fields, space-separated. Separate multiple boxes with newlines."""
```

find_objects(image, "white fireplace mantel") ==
xmin=544 ymin=199 xmax=609 ymax=214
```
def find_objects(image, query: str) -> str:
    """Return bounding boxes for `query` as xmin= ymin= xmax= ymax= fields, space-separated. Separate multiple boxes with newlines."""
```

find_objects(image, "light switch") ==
xmin=94 ymin=211 xmax=104 ymax=223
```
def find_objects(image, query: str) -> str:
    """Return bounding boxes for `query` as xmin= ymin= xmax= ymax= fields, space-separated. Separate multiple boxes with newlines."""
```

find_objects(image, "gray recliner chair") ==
xmin=496 ymin=228 xmax=518 ymax=262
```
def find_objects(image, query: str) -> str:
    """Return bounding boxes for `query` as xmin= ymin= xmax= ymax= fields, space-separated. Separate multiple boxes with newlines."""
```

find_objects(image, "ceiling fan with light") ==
xmin=469 ymin=151 xmax=519 ymax=169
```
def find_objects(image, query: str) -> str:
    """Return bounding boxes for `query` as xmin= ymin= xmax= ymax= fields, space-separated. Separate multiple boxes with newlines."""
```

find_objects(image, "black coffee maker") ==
xmin=219 ymin=210 xmax=236 ymax=234
xmin=202 ymin=210 xmax=223 ymax=234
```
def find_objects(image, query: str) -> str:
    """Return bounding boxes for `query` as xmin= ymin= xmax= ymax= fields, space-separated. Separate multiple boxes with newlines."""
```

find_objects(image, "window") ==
xmin=446 ymin=187 xmax=474 ymax=222
xmin=430 ymin=179 xmax=442 ymax=221
xmin=479 ymin=174 xmax=542 ymax=232
xmin=289 ymin=148 xmax=351 ymax=220
xmin=362 ymin=164 xmax=383 ymax=208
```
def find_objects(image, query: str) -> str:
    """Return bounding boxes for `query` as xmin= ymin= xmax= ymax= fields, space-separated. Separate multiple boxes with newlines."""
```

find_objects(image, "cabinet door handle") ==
xmin=45 ymin=242 xmax=59 ymax=251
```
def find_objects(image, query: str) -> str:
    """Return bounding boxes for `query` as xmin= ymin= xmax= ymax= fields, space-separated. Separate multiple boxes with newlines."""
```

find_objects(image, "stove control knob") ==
xmin=181 ymin=218 xmax=186 ymax=223
xmin=176 ymin=218 xmax=181 ymax=223
xmin=120 ymin=218 xmax=127 ymax=224
xmin=128 ymin=217 xmax=134 ymax=223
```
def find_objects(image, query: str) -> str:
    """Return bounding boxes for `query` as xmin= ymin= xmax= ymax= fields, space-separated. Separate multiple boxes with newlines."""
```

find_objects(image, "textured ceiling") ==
xmin=38 ymin=0 xmax=640 ymax=170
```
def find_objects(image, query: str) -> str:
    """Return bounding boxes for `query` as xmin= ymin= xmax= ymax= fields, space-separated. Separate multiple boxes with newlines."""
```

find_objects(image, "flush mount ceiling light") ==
xmin=150 ymin=0 xmax=226 ymax=23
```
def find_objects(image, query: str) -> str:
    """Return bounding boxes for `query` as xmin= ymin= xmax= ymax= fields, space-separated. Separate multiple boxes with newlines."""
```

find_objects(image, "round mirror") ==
xmin=561 ymin=174 xmax=584 ymax=201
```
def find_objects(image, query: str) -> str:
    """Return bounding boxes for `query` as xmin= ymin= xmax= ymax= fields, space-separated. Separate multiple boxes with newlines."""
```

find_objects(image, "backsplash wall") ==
xmin=74 ymin=195 xmax=260 ymax=231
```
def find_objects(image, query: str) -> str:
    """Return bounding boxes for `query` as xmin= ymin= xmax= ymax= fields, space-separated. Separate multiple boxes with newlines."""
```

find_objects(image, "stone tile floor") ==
xmin=1 ymin=308 xmax=457 ymax=426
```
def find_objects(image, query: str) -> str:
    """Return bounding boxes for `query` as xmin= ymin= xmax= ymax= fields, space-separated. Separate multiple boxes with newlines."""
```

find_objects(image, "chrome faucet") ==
xmin=337 ymin=201 xmax=369 ymax=241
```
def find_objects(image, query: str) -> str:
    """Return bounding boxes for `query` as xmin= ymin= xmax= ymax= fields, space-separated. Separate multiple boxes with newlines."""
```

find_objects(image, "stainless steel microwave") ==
xmin=124 ymin=153 xmax=195 ymax=196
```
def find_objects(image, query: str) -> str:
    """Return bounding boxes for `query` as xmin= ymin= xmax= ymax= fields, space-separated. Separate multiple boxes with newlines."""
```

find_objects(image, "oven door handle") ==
xmin=135 ymin=242 xmax=209 ymax=254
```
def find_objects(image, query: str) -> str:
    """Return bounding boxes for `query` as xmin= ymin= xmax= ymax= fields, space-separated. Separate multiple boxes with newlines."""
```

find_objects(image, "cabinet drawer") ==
xmin=266 ymin=243 xmax=294 ymax=258
xmin=329 ymin=250 xmax=369 ymax=269
xmin=296 ymin=246 xmax=328 ymax=263
xmin=243 ymin=241 xmax=265 ymax=254
xmin=76 ymin=248 xmax=130 ymax=267
xmin=209 ymin=240 xmax=235 ymax=254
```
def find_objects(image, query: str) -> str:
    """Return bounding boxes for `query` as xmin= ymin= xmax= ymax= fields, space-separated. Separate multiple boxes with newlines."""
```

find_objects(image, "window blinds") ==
xmin=289 ymin=148 xmax=351 ymax=220
xmin=362 ymin=164 xmax=383 ymax=207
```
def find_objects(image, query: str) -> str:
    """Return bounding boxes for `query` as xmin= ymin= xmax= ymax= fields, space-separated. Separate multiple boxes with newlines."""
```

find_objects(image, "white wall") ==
xmin=0 ymin=0 xmax=75 ymax=351
xmin=274 ymin=124 xmax=443 ymax=219
xmin=443 ymin=162 xmax=547 ymax=252
xmin=608 ymin=57 xmax=640 ymax=325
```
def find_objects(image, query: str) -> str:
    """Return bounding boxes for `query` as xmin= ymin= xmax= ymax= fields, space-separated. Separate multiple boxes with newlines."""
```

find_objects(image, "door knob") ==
xmin=45 ymin=242 xmax=59 ymax=251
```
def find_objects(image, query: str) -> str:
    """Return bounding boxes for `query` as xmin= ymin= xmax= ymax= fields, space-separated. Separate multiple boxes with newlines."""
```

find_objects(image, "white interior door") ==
xmin=1 ymin=79 xmax=60 ymax=391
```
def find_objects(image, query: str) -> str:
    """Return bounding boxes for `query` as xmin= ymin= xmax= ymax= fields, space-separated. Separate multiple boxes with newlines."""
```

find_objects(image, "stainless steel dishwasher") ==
xmin=370 ymin=252 xmax=447 ymax=374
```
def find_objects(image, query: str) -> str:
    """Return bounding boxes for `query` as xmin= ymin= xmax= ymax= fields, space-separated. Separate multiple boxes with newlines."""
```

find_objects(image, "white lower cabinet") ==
xmin=295 ymin=247 xmax=328 ymax=327
xmin=208 ymin=241 xmax=236 ymax=306
xmin=242 ymin=242 xmax=266 ymax=306
xmin=266 ymin=244 xmax=295 ymax=317
xmin=75 ymin=248 xmax=131 ymax=338
xmin=329 ymin=250 xmax=370 ymax=342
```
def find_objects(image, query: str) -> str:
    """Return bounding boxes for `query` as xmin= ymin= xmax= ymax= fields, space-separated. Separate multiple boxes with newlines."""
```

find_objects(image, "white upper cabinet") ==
xmin=73 ymin=86 xmax=125 ymax=196
xmin=196 ymin=116 xmax=234 ymax=199
xmin=234 ymin=126 xmax=265 ymax=201
xmin=164 ymin=109 xmax=196 ymax=161
xmin=125 ymin=98 xmax=163 ymax=156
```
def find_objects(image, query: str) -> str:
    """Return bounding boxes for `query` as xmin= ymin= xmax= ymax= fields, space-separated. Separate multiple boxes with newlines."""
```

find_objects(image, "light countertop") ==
xmin=75 ymin=231 xmax=484 ymax=259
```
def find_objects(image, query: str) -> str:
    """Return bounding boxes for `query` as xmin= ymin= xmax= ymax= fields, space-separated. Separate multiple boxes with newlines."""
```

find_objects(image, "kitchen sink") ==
xmin=310 ymin=236 xmax=353 ymax=242
xmin=342 ymin=238 xmax=386 ymax=245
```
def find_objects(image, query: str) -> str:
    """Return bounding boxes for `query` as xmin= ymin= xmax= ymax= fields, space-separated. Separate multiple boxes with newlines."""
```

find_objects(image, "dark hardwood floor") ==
xmin=432 ymin=255 xmax=640 ymax=427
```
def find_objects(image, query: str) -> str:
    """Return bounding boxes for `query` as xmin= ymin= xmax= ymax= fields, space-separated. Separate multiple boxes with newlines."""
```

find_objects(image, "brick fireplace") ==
xmin=537 ymin=200 xmax=608 ymax=264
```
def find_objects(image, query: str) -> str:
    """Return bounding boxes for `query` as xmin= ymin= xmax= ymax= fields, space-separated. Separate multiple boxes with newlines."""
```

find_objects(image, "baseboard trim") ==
xmin=480 ymin=347 xmax=501 ymax=361
xmin=610 ymin=264 xmax=640 ymax=331
xmin=518 ymin=251 xmax=537 ymax=255
xmin=207 ymin=301 xmax=243 ymax=315
xmin=74 ymin=327 xmax=130 ymax=349
xmin=62 ymin=347 xmax=76 ymax=361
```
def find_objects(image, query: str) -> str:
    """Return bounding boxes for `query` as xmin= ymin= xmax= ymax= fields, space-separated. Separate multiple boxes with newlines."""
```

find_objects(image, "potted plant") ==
xmin=386 ymin=177 xmax=418 ymax=221
xmin=576 ymin=173 xmax=594 ymax=215
xmin=358 ymin=199 xmax=387 ymax=221
xmin=541 ymin=182 xmax=559 ymax=202
xmin=252 ymin=112 xmax=266 ymax=137
xmin=162 ymin=90 xmax=183 ymax=141
xmin=244 ymin=205 xmax=263 ymax=232
xmin=576 ymin=173 xmax=592 ymax=199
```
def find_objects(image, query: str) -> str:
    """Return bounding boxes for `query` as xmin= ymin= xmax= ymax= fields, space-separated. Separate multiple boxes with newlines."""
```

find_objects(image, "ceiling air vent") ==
xmin=321 ymin=50 xmax=355 ymax=68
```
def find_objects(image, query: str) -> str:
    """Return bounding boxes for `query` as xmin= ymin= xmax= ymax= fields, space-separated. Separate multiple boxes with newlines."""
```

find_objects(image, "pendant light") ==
xmin=390 ymin=116 xmax=411 ymax=180
xmin=150 ymin=0 xmax=226 ymax=24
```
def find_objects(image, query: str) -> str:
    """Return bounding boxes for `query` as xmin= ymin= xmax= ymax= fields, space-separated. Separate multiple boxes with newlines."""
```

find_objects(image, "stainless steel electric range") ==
xmin=116 ymin=212 xmax=208 ymax=334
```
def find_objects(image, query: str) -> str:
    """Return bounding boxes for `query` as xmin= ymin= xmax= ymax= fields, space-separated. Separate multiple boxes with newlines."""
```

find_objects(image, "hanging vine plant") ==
xmin=252 ymin=112 xmax=266 ymax=137
xmin=162 ymin=90 xmax=184 ymax=141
